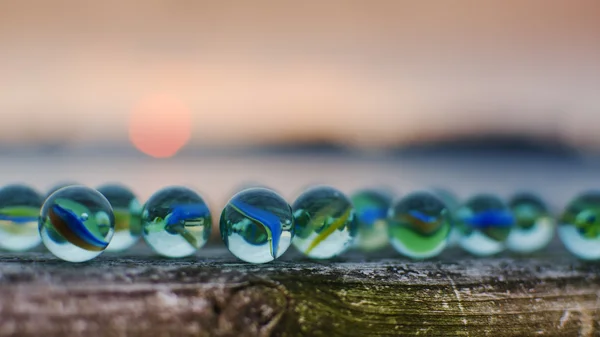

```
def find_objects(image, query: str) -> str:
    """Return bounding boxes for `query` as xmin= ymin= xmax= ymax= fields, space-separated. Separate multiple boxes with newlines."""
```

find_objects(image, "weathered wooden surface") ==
xmin=0 ymin=244 xmax=599 ymax=337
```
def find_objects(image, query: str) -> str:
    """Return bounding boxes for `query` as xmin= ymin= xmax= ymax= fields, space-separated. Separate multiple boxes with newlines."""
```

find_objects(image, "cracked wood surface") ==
xmin=0 ymin=245 xmax=599 ymax=337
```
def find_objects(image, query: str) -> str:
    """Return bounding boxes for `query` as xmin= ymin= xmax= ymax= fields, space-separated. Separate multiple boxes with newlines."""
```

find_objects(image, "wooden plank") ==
xmin=0 ymin=245 xmax=599 ymax=336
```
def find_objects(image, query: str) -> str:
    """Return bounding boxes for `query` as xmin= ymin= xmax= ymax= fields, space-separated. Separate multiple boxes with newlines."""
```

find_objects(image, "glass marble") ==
xmin=97 ymin=184 xmax=143 ymax=252
xmin=506 ymin=193 xmax=555 ymax=254
xmin=456 ymin=194 xmax=514 ymax=256
xmin=39 ymin=186 xmax=115 ymax=262
xmin=0 ymin=184 xmax=44 ymax=251
xmin=142 ymin=186 xmax=212 ymax=258
xmin=220 ymin=187 xmax=293 ymax=263
xmin=388 ymin=192 xmax=452 ymax=259
xmin=292 ymin=186 xmax=357 ymax=259
xmin=350 ymin=189 xmax=392 ymax=252
xmin=559 ymin=192 xmax=600 ymax=260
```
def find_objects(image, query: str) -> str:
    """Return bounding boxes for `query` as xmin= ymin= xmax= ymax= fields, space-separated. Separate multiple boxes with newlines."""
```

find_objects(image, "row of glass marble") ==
xmin=0 ymin=182 xmax=598 ymax=263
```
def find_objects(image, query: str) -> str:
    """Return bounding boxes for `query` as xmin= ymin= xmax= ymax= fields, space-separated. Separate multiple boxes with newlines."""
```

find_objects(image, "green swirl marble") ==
xmin=0 ymin=184 xmax=43 ymax=251
xmin=350 ymin=189 xmax=392 ymax=252
xmin=506 ymin=193 xmax=554 ymax=254
xmin=388 ymin=192 xmax=452 ymax=259
xmin=559 ymin=191 xmax=600 ymax=260
xmin=292 ymin=186 xmax=356 ymax=259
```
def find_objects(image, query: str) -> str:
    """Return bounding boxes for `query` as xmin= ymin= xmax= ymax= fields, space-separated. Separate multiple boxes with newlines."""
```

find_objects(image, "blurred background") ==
xmin=1 ymin=0 xmax=599 ymax=206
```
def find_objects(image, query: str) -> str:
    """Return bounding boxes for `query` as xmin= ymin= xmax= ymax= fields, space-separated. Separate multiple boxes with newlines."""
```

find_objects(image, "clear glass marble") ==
xmin=220 ymin=187 xmax=293 ymax=263
xmin=559 ymin=191 xmax=600 ymax=260
xmin=97 ymin=184 xmax=143 ymax=252
xmin=506 ymin=193 xmax=555 ymax=254
xmin=350 ymin=189 xmax=392 ymax=252
xmin=0 ymin=184 xmax=43 ymax=251
xmin=142 ymin=186 xmax=212 ymax=258
xmin=456 ymin=194 xmax=514 ymax=256
xmin=39 ymin=185 xmax=115 ymax=262
xmin=388 ymin=191 xmax=452 ymax=259
xmin=292 ymin=186 xmax=357 ymax=259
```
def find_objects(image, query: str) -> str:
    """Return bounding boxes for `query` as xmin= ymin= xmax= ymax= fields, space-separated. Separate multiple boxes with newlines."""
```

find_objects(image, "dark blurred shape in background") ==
xmin=398 ymin=134 xmax=579 ymax=160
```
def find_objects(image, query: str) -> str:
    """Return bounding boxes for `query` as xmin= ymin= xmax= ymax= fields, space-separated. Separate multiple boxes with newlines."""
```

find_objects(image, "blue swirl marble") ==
xmin=165 ymin=203 xmax=210 ymax=227
xmin=0 ymin=214 xmax=38 ymax=224
xmin=230 ymin=199 xmax=282 ymax=258
xmin=357 ymin=207 xmax=388 ymax=226
xmin=48 ymin=204 xmax=109 ymax=251
xmin=465 ymin=210 xmax=514 ymax=228
xmin=407 ymin=210 xmax=439 ymax=224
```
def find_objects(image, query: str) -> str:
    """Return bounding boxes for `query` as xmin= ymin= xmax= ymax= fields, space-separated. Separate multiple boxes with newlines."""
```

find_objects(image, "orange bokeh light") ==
xmin=129 ymin=93 xmax=192 ymax=158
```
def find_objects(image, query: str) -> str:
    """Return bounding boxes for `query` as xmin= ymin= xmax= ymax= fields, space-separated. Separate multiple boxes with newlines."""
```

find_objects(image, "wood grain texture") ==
xmin=0 ymin=246 xmax=599 ymax=336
